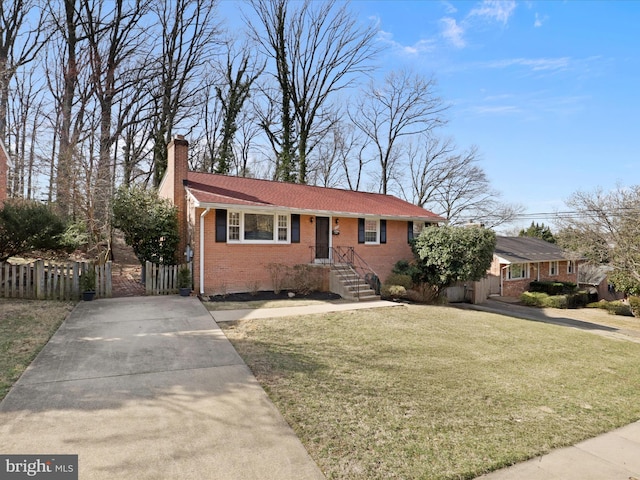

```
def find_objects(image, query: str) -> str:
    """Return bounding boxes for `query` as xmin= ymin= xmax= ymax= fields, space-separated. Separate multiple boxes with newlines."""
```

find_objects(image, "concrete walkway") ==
xmin=0 ymin=296 xmax=325 ymax=480
xmin=475 ymin=420 xmax=640 ymax=480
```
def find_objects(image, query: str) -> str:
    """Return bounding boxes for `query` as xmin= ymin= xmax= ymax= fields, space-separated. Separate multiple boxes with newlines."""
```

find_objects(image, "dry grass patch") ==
xmin=0 ymin=299 xmax=74 ymax=400
xmin=220 ymin=304 xmax=640 ymax=480
xmin=204 ymin=298 xmax=345 ymax=311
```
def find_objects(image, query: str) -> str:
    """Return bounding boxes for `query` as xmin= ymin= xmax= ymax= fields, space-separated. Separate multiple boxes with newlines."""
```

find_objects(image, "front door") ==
xmin=315 ymin=216 xmax=330 ymax=260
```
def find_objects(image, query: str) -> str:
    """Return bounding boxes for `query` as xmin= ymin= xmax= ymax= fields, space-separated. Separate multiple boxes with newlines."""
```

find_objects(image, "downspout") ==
xmin=200 ymin=208 xmax=211 ymax=295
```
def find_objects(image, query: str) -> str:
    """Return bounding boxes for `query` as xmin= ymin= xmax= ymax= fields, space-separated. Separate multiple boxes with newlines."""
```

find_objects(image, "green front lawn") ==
xmin=220 ymin=305 xmax=640 ymax=480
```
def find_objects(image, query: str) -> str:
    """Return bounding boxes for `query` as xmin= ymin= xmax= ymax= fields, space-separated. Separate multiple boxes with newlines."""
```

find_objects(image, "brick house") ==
xmin=0 ymin=140 xmax=10 ymax=204
xmin=489 ymin=236 xmax=583 ymax=298
xmin=158 ymin=136 xmax=444 ymax=298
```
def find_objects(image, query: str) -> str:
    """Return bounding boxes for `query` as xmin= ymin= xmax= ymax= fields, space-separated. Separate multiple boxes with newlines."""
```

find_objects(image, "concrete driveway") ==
xmin=0 ymin=296 xmax=324 ymax=480
xmin=459 ymin=298 xmax=640 ymax=344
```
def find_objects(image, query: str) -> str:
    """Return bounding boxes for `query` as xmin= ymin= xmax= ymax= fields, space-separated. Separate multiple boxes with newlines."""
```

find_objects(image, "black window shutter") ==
xmin=291 ymin=214 xmax=300 ymax=243
xmin=215 ymin=209 xmax=227 ymax=242
xmin=408 ymin=221 xmax=414 ymax=242
xmin=380 ymin=220 xmax=387 ymax=244
xmin=358 ymin=218 xmax=365 ymax=244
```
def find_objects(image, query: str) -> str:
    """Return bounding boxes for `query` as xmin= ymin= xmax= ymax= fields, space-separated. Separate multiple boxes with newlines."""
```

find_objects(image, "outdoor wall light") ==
xmin=310 ymin=216 xmax=314 ymax=223
xmin=335 ymin=218 xmax=339 ymax=225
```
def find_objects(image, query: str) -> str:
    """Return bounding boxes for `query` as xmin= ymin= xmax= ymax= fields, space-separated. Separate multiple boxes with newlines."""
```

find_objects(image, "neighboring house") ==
xmin=578 ymin=264 xmax=623 ymax=301
xmin=158 ymin=136 xmax=444 ymax=298
xmin=488 ymin=236 xmax=583 ymax=298
xmin=0 ymin=140 xmax=11 ymax=204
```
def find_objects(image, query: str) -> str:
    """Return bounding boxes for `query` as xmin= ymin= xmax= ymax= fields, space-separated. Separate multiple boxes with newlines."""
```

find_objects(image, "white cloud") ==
xmin=534 ymin=13 xmax=542 ymax=27
xmin=469 ymin=0 xmax=516 ymax=24
xmin=534 ymin=12 xmax=548 ymax=27
xmin=485 ymin=57 xmax=571 ymax=72
xmin=377 ymin=30 xmax=436 ymax=56
xmin=470 ymin=104 xmax=522 ymax=115
xmin=441 ymin=1 xmax=458 ymax=14
xmin=440 ymin=17 xmax=466 ymax=48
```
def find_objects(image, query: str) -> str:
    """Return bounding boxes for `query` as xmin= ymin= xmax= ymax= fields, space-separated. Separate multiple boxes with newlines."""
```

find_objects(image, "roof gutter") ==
xmin=199 ymin=208 xmax=211 ymax=295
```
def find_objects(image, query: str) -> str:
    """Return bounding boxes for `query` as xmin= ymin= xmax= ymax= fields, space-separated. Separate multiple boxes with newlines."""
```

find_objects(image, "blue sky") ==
xmin=220 ymin=1 xmax=639 ymax=230
xmin=352 ymin=0 xmax=640 ymax=229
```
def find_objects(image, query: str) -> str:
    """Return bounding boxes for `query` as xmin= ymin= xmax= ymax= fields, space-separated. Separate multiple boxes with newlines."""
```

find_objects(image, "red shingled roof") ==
xmin=185 ymin=171 xmax=444 ymax=222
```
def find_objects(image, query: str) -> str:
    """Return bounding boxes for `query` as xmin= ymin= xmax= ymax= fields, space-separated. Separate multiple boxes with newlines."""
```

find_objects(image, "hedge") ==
xmin=529 ymin=280 xmax=577 ymax=295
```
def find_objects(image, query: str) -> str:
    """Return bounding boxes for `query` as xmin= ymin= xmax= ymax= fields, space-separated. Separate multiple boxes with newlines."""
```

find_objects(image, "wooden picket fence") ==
xmin=0 ymin=260 xmax=112 ymax=301
xmin=145 ymin=261 xmax=192 ymax=295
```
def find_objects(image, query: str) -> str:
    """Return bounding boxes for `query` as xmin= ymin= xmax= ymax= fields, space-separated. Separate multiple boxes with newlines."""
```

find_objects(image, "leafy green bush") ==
xmin=58 ymin=220 xmax=90 ymax=251
xmin=520 ymin=291 xmax=548 ymax=306
xmin=112 ymin=186 xmax=179 ymax=265
xmin=392 ymin=260 xmax=411 ymax=275
xmin=381 ymin=284 xmax=407 ymax=299
xmin=529 ymin=281 xmax=576 ymax=295
xmin=587 ymin=300 xmax=633 ymax=316
xmin=384 ymin=273 xmax=413 ymax=290
xmin=521 ymin=291 xmax=577 ymax=309
xmin=629 ymin=296 xmax=640 ymax=317
xmin=411 ymin=225 xmax=496 ymax=296
xmin=0 ymin=199 xmax=66 ymax=261
xmin=566 ymin=291 xmax=589 ymax=308
xmin=541 ymin=295 xmax=568 ymax=309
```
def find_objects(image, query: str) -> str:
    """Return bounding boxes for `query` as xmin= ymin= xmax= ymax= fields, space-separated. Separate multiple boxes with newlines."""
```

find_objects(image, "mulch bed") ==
xmin=207 ymin=291 xmax=342 ymax=303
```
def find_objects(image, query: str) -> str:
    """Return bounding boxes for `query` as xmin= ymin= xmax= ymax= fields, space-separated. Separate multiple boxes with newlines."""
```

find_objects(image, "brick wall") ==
xmin=193 ymin=212 xmax=416 ymax=295
xmin=158 ymin=136 xmax=189 ymax=262
xmin=495 ymin=259 xmax=581 ymax=297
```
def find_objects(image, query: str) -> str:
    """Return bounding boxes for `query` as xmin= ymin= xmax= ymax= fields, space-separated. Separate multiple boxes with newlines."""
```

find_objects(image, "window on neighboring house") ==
xmin=227 ymin=211 xmax=290 ymax=243
xmin=365 ymin=219 xmax=378 ymax=243
xmin=549 ymin=261 xmax=558 ymax=276
xmin=567 ymin=260 xmax=575 ymax=274
xmin=507 ymin=263 xmax=528 ymax=280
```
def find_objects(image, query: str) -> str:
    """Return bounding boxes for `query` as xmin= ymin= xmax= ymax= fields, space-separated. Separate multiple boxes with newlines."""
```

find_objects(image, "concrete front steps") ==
xmin=329 ymin=264 xmax=380 ymax=302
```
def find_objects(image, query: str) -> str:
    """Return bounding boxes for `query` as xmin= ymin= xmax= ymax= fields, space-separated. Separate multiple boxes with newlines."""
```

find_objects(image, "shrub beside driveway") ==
xmin=220 ymin=304 xmax=640 ymax=480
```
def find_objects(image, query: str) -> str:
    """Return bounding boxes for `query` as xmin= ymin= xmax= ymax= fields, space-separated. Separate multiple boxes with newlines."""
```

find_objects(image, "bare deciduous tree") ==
xmin=247 ymin=0 xmax=296 ymax=181
xmin=0 ymin=0 xmax=47 ymax=143
xmin=405 ymin=134 xmax=456 ymax=207
xmin=150 ymin=0 xmax=221 ymax=186
xmin=248 ymin=0 xmax=379 ymax=184
xmin=557 ymin=185 xmax=640 ymax=294
xmin=80 ymin=0 xmax=152 ymax=223
xmin=414 ymin=142 xmax=523 ymax=228
xmin=352 ymin=69 xmax=448 ymax=194
xmin=7 ymin=67 xmax=46 ymax=199
xmin=214 ymin=41 xmax=264 ymax=174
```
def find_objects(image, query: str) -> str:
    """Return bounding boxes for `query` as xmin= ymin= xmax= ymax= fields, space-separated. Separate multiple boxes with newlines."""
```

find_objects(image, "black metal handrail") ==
xmin=334 ymin=246 xmax=381 ymax=295
xmin=308 ymin=246 xmax=380 ymax=297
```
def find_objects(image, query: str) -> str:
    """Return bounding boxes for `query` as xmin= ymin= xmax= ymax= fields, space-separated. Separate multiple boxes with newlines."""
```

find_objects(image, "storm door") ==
xmin=315 ymin=216 xmax=330 ymax=260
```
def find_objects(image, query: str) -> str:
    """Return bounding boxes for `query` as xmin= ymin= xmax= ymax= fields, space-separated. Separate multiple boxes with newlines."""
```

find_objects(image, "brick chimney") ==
xmin=159 ymin=135 xmax=189 ymax=262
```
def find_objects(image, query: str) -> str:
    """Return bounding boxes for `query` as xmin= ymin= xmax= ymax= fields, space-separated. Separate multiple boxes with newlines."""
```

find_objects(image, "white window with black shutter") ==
xmin=358 ymin=218 xmax=386 ymax=245
xmin=215 ymin=209 xmax=296 ymax=244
